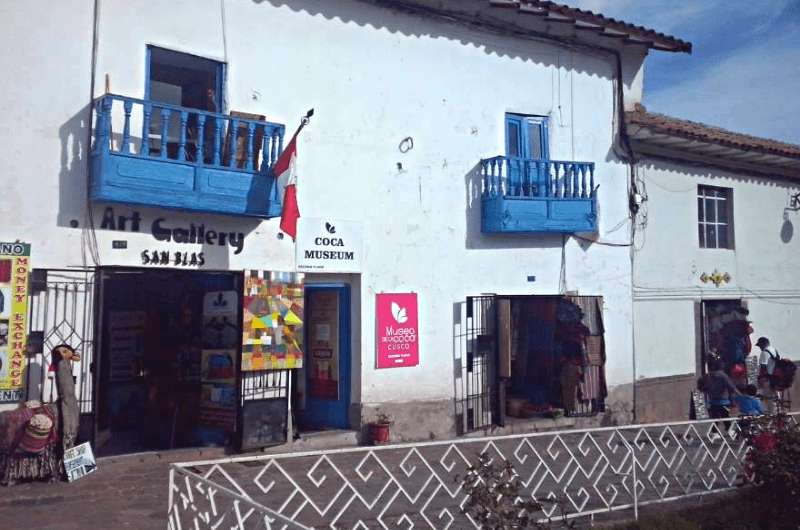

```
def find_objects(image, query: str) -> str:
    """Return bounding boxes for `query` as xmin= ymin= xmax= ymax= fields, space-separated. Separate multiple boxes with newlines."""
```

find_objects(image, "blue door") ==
xmin=505 ymin=114 xmax=549 ymax=197
xmin=303 ymin=285 xmax=351 ymax=429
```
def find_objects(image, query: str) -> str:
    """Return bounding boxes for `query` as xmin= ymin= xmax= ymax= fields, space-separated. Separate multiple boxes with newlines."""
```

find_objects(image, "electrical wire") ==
xmin=572 ymin=234 xmax=632 ymax=247
xmin=82 ymin=0 xmax=102 ymax=268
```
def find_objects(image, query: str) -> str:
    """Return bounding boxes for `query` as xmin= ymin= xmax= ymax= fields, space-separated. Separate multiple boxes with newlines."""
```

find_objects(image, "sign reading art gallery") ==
xmin=0 ymin=242 xmax=31 ymax=403
xmin=376 ymin=292 xmax=419 ymax=369
xmin=296 ymin=218 xmax=362 ymax=273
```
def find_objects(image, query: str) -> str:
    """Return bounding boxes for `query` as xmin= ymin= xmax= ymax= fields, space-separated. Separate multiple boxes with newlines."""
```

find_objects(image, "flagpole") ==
xmin=287 ymin=108 xmax=314 ymax=144
xmin=276 ymin=109 xmax=313 ymax=242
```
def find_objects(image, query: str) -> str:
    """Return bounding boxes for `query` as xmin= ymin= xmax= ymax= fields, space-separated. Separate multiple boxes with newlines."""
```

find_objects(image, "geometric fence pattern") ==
xmin=168 ymin=414 xmax=798 ymax=529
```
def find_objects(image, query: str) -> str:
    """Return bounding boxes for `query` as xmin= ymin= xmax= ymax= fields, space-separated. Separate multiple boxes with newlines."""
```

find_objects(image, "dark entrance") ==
xmin=94 ymin=268 xmax=241 ymax=456
xmin=700 ymin=299 xmax=750 ymax=376
xmin=457 ymin=294 xmax=607 ymax=434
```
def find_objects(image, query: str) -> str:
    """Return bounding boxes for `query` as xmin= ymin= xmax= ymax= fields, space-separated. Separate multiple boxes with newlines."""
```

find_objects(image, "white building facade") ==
xmin=627 ymin=108 xmax=800 ymax=421
xmin=0 ymin=0 xmax=695 ymax=453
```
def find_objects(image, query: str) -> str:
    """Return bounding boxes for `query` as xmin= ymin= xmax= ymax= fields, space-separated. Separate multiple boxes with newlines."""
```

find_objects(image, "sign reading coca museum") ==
xmin=376 ymin=293 xmax=419 ymax=369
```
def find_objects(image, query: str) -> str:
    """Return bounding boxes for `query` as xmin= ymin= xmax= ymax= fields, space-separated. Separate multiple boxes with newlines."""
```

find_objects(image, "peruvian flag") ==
xmin=275 ymin=133 xmax=300 ymax=240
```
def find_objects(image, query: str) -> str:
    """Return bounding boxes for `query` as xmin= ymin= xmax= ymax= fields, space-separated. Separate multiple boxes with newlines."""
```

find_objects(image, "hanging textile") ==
xmin=579 ymin=365 xmax=603 ymax=401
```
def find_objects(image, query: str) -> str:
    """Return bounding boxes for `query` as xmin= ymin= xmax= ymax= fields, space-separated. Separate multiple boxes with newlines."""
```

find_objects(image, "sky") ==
xmin=565 ymin=0 xmax=800 ymax=144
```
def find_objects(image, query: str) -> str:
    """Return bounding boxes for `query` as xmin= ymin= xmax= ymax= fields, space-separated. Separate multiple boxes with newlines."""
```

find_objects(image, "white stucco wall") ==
xmin=633 ymin=158 xmax=800 ymax=379
xmin=0 ymin=0 xmax=636 ymax=412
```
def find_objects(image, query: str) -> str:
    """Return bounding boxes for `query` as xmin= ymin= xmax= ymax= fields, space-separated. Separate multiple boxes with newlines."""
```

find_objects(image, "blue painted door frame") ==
xmin=303 ymin=284 xmax=351 ymax=430
xmin=505 ymin=114 xmax=549 ymax=195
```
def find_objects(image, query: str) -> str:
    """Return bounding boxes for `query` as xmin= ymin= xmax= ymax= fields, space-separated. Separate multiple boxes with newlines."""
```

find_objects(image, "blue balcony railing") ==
xmin=480 ymin=156 xmax=598 ymax=233
xmin=89 ymin=94 xmax=286 ymax=218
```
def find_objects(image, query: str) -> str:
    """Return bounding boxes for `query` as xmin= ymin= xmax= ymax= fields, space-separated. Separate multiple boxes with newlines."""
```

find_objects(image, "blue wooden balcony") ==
xmin=89 ymin=94 xmax=286 ymax=218
xmin=480 ymin=156 xmax=598 ymax=233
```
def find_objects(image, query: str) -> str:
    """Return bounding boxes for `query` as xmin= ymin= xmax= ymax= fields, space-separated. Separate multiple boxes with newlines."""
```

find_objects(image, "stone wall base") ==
xmin=634 ymin=373 xmax=697 ymax=423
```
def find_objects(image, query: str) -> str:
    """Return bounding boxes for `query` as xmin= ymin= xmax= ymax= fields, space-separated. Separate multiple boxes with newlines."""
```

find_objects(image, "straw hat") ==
xmin=18 ymin=413 xmax=54 ymax=454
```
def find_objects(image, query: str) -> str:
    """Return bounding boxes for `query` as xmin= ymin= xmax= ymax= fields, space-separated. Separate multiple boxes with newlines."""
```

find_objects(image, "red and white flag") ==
xmin=274 ymin=134 xmax=300 ymax=240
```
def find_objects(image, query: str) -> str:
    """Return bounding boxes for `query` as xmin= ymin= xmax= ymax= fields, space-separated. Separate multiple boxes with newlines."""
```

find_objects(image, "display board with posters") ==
xmin=107 ymin=311 xmax=145 ymax=382
xmin=376 ymin=292 xmax=419 ymax=369
xmin=241 ymin=271 xmax=304 ymax=370
xmin=199 ymin=291 xmax=238 ymax=430
xmin=0 ymin=242 xmax=31 ymax=403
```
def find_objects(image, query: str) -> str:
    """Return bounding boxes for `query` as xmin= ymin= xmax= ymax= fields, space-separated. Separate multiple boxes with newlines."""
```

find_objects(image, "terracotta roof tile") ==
xmin=626 ymin=106 xmax=800 ymax=159
xmin=489 ymin=0 xmax=692 ymax=53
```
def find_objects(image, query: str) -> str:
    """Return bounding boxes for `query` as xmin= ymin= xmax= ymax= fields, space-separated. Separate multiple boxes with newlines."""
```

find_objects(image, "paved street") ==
xmin=0 ymin=448 xmax=226 ymax=530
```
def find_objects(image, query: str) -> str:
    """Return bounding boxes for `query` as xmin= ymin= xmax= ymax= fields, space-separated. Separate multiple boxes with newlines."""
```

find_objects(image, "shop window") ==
xmin=698 ymin=185 xmax=734 ymax=249
xmin=506 ymin=296 xmax=606 ymax=418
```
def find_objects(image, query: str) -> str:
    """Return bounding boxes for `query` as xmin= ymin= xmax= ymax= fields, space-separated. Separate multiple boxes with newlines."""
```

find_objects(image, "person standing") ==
xmin=704 ymin=360 xmax=741 ymax=439
xmin=756 ymin=337 xmax=779 ymax=413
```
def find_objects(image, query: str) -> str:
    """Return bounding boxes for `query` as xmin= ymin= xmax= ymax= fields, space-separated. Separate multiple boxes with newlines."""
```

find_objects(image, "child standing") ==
xmin=735 ymin=384 xmax=764 ymax=416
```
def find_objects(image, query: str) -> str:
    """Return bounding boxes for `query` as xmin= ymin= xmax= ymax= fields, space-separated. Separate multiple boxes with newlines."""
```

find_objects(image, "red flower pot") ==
xmin=369 ymin=422 xmax=390 ymax=445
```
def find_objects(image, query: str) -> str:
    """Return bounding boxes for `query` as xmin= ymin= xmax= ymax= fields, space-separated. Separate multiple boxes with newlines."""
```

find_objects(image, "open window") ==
xmin=504 ymin=114 xmax=549 ymax=197
xmin=505 ymin=113 xmax=549 ymax=161
xmin=146 ymin=46 xmax=224 ymax=160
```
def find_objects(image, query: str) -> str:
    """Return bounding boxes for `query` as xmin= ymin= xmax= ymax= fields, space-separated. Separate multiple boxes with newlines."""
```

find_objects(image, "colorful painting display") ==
xmin=242 ymin=271 xmax=304 ymax=371
xmin=0 ymin=242 xmax=31 ymax=403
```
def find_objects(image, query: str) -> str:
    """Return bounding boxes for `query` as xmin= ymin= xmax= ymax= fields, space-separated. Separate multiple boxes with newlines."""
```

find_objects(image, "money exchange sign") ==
xmin=0 ymin=242 xmax=30 ymax=402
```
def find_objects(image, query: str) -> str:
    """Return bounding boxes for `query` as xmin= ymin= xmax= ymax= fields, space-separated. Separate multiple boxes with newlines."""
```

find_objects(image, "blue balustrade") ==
xmin=90 ymin=94 xmax=286 ymax=218
xmin=480 ymin=155 xmax=598 ymax=233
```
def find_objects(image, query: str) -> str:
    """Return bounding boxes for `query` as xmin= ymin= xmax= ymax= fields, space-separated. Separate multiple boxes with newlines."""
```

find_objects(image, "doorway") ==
xmin=94 ymin=268 xmax=241 ymax=456
xmin=146 ymin=46 xmax=225 ymax=161
xmin=458 ymin=294 xmax=606 ymax=434
xmin=700 ymin=299 xmax=751 ymax=378
xmin=301 ymin=285 xmax=351 ymax=430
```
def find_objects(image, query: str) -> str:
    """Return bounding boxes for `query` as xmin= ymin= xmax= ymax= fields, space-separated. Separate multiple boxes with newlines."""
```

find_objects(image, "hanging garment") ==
xmin=567 ymin=296 xmax=604 ymax=335
xmin=579 ymin=365 xmax=602 ymax=401
xmin=560 ymin=362 xmax=581 ymax=413
xmin=745 ymin=355 xmax=760 ymax=386
xmin=585 ymin=336 xmax=604 ymax=366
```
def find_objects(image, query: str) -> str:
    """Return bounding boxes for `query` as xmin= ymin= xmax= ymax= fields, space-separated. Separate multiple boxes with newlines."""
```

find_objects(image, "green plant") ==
xmin=373 ymin=411 xmax=392 ymax=425
xmin=456 ymin=452 xmax=573 ymax=529
xmin=740 ymin=413 xmax=800 ymax=528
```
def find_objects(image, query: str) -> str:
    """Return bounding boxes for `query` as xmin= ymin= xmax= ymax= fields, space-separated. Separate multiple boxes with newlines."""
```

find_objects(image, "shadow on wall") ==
xmin=452 ymin=300 xmax=464 ymax=435
xmin=249 ymin=0 xmax=615 ymax=78
xmin=464 ymin=162 xmax=563 ymax=250
xmin=24 ymin=360 xmax=44 ymax=403
xmin=58 ymin=104 xmax=92 ymax=230
xmin=781 ymin=219 xmax=794 ymax=243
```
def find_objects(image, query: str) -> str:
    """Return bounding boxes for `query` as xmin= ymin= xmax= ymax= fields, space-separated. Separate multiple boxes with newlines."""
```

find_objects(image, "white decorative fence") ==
xmin=168 ymin=414 xmax=799 ymax=529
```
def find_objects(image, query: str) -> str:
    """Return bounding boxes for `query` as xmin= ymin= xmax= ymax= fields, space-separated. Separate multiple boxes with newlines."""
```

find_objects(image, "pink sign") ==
xmin=376 ymin=293 xmax=419 ymax=369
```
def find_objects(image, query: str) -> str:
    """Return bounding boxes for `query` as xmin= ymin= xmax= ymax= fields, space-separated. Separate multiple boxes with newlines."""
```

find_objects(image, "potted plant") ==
xmin=367 ymin=412 xmax=393 ymax=445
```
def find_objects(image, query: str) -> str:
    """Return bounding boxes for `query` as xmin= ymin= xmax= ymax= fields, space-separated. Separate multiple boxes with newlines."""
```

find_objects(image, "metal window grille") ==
xmin=455 ymin=296 xmax=498 ymax=433
xmin=26 ymin=269 xmax=96 ymax=413
xmin=240 ymin=369 xmax=290 ymax=403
